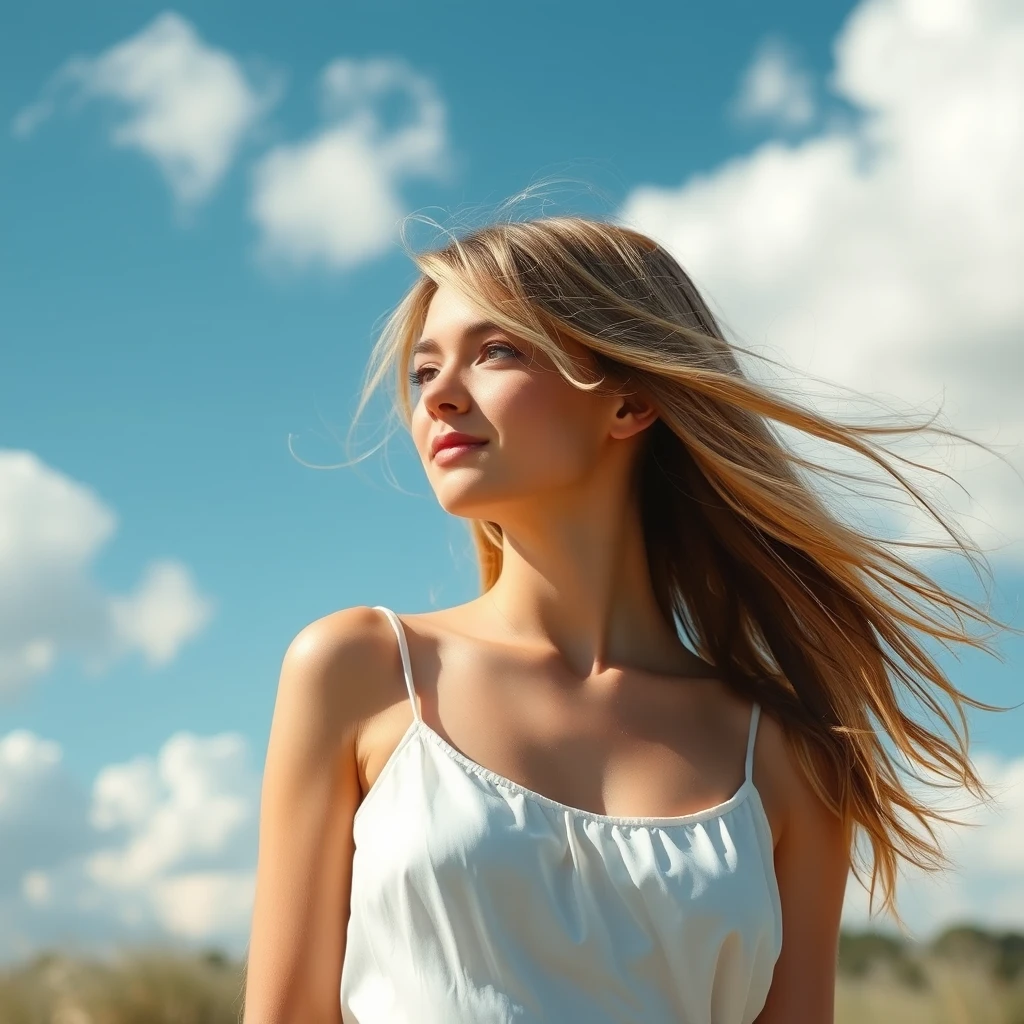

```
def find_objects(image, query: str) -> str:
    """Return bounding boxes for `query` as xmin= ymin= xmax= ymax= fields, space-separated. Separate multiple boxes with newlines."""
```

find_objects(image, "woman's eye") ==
xmin=484 ymin=341 xmax=519 ymax=361
xmin=407 ymin=341 xmax=519 ymax=390
xmin=407 ymin=366 xmax=435 ymax=388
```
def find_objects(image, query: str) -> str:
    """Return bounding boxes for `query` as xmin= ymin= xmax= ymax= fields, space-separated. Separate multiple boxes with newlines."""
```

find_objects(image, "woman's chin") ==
xmin=438 ymin=497 xmax=493 ymax=519
xmin=435 ymin=485 xmax=507 ymax=521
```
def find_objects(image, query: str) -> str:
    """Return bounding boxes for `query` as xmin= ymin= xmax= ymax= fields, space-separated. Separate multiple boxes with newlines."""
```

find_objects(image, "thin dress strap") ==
xmin=744 ymin=702 xmax=761 ymax=784
xmin=372 ymin=606 xmax=420 ymax=722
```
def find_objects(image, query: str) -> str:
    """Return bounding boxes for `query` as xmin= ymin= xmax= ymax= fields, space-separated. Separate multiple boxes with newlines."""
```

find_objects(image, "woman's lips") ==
xmin=432 ymin=440 xmax=488 ymax=465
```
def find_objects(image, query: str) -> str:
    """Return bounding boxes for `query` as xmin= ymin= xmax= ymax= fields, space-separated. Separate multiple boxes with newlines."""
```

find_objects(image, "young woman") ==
xmin=242 ymin=215 xmax=1012 ymax=1024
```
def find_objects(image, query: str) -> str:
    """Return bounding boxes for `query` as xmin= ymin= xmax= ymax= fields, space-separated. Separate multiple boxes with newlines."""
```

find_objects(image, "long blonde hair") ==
xmin=347 ymin=210 xmax=1019 ymax=928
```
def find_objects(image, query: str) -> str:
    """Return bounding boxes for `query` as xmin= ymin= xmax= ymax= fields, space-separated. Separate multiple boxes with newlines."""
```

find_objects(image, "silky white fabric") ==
xmin=340 ymin=606 xmax=783 ymax=1023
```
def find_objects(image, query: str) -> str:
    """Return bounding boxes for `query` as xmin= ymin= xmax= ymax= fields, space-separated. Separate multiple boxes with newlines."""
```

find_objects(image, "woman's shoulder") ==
xmin=751 ymin=700 xmax=846 ymax=854
xmin=281 ymin=605 xmax=412 ymax=738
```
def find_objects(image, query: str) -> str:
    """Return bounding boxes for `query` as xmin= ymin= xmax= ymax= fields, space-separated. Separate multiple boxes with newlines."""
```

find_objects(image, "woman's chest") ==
xmin=350 ymin=729 xmax=782 ymax=967
xmin=357 ymin=685 xmax=761 ymax=826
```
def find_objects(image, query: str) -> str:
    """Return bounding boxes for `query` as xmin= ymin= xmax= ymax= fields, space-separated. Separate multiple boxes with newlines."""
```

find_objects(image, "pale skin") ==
xmin=242 ymin=283 xmax=851 ymax=1023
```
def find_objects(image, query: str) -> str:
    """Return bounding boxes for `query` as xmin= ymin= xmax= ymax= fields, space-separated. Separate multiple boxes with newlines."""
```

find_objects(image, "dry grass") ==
xmin=0 ymin=947 xmax=246 ymax=1024
xmin=837 ymin=963 xmax=1024 ymax=1024
xmin=835 ymin=926 xmax=1024 ymax=1024
xmin=1 ymin=927 xmax=1023 ymax=1023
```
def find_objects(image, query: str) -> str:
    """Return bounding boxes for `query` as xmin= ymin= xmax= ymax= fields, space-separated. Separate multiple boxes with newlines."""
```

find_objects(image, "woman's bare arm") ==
xmin=242 ymin=606 xmax=388 ymax=1024
xmin=756 ymin=725 xmax=851 ymax=1024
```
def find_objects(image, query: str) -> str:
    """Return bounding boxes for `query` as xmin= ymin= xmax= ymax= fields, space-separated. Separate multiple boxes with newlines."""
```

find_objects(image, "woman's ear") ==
xmin=610 ymin=387 xmax=659 ymax=441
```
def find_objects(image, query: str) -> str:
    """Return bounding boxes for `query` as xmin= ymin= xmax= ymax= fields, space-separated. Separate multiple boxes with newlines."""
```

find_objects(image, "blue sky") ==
xmin=1 ymin=0 xmax=1022 ymax=963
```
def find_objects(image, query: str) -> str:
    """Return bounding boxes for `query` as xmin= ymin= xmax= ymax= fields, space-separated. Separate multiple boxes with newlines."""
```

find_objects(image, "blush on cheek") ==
xmin=490 ymin=372 xmax=575 ymax=428
xmin=516 ymin=373 xmax=597 ymax=435
xmin=496 ymin=391 xmax=600 ymax=484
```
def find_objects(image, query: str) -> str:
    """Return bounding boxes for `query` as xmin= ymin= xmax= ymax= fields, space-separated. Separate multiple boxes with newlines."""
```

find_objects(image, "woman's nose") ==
xmin=423 ymin=366 xmax=471 ymax=414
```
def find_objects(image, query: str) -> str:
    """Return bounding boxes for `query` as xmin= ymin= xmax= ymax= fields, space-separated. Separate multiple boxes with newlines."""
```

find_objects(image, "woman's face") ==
xmin=409 ymin=283 xmax=633 ymax=523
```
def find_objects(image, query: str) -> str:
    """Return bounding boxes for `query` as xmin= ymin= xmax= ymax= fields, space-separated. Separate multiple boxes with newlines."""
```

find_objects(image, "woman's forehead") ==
xmin=415 ymin=279 xmax=598 ymax=374
xmin=420 ymin=282 xmax=495 ymax=332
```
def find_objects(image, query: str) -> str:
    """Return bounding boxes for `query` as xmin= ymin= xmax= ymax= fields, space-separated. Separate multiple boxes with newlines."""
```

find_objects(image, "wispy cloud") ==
xmin=730 ymin=35 xmax=816 ymax=128
xmin=249 ymin=56 xmax=452 ymax=271
xmin=12 ymin=11 xmax=282 ymax=206
xmin=12 ymin=18 xmax=448 ymax=267
xmin=619 ymin=0 xmax=1024 ymax=563
xmin=0 ymin=450 xmax=215 ymax=695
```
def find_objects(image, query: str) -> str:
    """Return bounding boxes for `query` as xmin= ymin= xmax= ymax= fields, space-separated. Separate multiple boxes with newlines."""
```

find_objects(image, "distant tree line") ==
xmin=839 ymin=924 xmax=1024 ymax=987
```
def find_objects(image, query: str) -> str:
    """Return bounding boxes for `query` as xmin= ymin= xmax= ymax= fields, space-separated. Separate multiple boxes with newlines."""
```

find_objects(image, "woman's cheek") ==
xmin=498 ymin=385 xmax=596 ymax=479
xmin=488 ymin=372 xmax=567 ymax=432
xmin=410 ymin=408 xmax=432 ymax=460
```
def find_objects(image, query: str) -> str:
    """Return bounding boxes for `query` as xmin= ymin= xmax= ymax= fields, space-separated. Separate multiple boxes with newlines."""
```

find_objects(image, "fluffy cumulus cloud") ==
xmin=0 ymin=728 xmax=259 ymax=962
xmin=0 ymin=450 xmax=214 ymax=694
xmin=842 ymin=751 xmax=1024 ymax=937
xmin=11 ymin=11 xmax=281 ymax=205
xmin=729 ymin=35 xmax=816 ymax=128
xmin=618 ymin=0 xmax=1024 ymax=564
xmin=249 ymin=56 xmax=451 ymax=270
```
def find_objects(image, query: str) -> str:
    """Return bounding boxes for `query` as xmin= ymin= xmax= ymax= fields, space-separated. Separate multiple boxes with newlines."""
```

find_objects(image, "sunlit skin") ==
xmin=404 ymin=283 xmax=849 ymax=1024
xmin=408 ymin=282 xmax=702 ymax=676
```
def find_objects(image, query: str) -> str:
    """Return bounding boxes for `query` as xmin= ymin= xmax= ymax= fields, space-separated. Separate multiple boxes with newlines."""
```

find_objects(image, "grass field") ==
xmin=1 ymin=926 xmax=1023 ymax=1023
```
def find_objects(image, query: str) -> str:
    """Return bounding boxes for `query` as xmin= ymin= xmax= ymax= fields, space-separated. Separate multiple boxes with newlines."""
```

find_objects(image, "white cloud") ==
xmin=0 ymin=729 xmax=259 ymax=962
xmin=21 ymin=870 xmax=52 ymax=906
xmin=0 ymin=732 xmax=94 ymax=891
xmin=109 ymin=562 xmax=216 ymax=669
xmin=249 ymin=56 xmax=451 ymax=271
xmin=88 ymin=732 xmax=254 ymax=887
xmin=12 ymin=11 xmax=281 ymax=205
xmin=0 ymin=450 xmax=215 ymax=694
xmin=730 ymin=35 xmax=816 ymax=128
xmin=150 ymin=870 xmax=257 ymax=940
xmin=843 ymin=750 xmax=1024 ymax=938
xmin=618 ymin=0 xmax=1024 ymax=564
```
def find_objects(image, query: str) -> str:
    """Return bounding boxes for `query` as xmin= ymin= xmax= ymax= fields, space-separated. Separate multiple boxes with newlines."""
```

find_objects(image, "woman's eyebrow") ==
xmin=411 ymin=320 xmax=504 ymax=358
